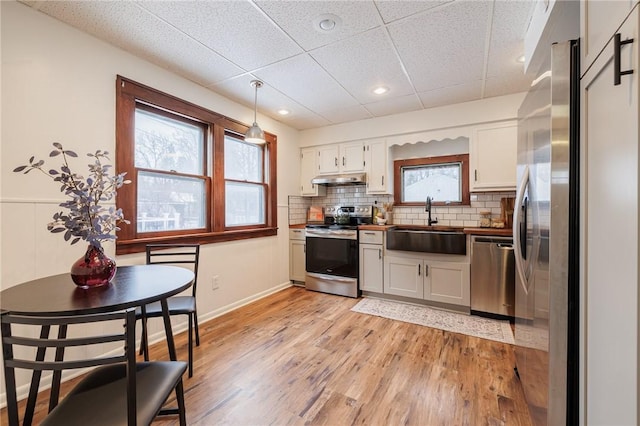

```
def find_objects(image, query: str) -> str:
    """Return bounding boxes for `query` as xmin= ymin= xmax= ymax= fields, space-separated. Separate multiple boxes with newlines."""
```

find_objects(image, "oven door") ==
xmin=305 ymin=236 xmax=358 ymax=279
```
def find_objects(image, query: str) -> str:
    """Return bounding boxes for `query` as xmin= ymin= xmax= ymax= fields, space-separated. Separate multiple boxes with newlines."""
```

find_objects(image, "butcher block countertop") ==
xmin=291 ymin=223 xmax=512 ymax=237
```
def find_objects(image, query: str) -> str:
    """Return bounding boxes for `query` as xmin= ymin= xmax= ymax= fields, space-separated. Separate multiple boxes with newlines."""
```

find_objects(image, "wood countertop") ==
xmin=290 ymin=223 xmax=512 ymax=237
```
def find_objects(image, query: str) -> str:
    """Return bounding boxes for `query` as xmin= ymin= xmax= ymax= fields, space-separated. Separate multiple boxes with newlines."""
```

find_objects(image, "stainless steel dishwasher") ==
xmin=470 ymin=236 xmax=515 ymax=318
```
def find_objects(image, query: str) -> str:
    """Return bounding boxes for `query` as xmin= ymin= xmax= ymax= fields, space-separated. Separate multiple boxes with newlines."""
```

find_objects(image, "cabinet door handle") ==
xmin=614 ymin=33 xmax=634 ymax=86
xmin=335 ymin=157 xmax=338 ymax=167
xmin=378 ymin=249 xmax=382 ymax=260
xmin=424 ymin=265 xmax=429 ymax=277
xmin=342 ymin=157 xmax=345 ymax=166
xmin=381 ymin=176 xmax=384 ymax=185
xmin=474 ymin=170 xmax=478 ymax=181
xmin=418 ymin=264 xmax=421 ymax=276
xmin=364 ymin=232 xmax=376 ymax=235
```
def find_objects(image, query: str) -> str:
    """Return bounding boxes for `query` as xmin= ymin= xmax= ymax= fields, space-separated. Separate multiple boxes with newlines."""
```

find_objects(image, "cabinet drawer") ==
xmin=359 ymin=230 xmax=383 ymax=244
xmin=289 ymin=229 xmax=306 ymax=240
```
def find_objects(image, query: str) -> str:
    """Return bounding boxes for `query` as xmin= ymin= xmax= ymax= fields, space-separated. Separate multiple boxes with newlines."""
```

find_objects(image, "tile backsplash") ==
xmin=288 ymin=186 xmax=515 ymax=228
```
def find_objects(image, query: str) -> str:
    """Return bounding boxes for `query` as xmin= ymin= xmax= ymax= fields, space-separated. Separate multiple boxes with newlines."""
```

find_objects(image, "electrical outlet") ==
xmin=212 ymin=275 xmax=220 ymax=290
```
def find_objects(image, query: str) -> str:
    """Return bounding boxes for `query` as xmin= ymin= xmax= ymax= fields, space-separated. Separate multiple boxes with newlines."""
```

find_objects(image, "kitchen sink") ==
xmin=386 ymin=226 xmax=467 ymax=255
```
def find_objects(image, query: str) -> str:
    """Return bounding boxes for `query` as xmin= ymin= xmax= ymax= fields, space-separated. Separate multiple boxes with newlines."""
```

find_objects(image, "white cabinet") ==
xmin=580 ymin=4 xmax=639 ymax=424
xmin=469 ymin=121 xmax=517 ymax=192
xmin=300 ymin=147 xmax=326 ymax=196
xmin=384 ymin=255 xmax=424 ymax=299
xmin=581 ymin=1 xmax=637 ymax=74
xmin=424 ymin=261 xmax=470 ymax=307
xmin=384 ymin=253 xmax=470 ymax=306
xmin=289 ymin=229 xmax=306 ymax=282
xmin=359 ymin=230 xmax=384 ymax=293
xmin=318 ymin=141 xmax=364 ymax=174
xmin=364 ymin=140 xmax=392 ymax=194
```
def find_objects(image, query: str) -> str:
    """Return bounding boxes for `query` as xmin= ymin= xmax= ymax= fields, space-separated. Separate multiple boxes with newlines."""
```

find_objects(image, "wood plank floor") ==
xmin=2 ymin=286 xmax=533 ymax=425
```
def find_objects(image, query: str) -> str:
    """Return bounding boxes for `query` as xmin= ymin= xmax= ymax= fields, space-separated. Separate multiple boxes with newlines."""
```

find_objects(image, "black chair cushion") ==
xmin=41 ymin=361 xmax=187 ymax=426
xmin=135 ymin=296 xmax=196 ymax=317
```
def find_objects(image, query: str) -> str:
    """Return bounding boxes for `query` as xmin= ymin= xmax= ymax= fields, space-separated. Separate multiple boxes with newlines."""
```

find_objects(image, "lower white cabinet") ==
xmin=425 ymin=261 xmax=470 ymax=306
xmin=384 ymin=254 xmax=470 ymax=307
xmin=384 ymin=255 xmax=424 ymax=299
xmin=289 ymin=229 xmax=306 ymax=282
xmin=359 ymin=230 xmax=384 ymax=292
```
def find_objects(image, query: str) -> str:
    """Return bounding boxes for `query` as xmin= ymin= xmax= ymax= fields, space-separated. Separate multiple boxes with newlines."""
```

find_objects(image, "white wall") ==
xmin=0 ymin=0 xmax=301 ymax=402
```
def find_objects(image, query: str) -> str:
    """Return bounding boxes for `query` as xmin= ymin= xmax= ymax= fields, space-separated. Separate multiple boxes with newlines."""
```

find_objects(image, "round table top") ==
xmin=0 ymin=265 xmax=194 ymax=316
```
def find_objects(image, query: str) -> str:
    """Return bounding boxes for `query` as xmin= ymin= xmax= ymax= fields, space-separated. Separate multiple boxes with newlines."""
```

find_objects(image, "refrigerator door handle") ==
xmin=513 ymin=165 xmax=529 ymax=294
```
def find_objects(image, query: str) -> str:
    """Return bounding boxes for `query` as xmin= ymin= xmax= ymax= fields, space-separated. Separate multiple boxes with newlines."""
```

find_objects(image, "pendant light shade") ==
xmin=245 ymin=80 xmax=265 ymax=144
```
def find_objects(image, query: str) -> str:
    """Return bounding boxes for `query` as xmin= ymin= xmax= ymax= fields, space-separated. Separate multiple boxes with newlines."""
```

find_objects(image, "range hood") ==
xmin=311 ymin=172 xmax=367 ymax=186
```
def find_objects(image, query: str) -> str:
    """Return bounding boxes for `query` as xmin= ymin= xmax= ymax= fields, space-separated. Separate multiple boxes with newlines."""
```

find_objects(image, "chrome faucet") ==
xmin=425 ymin=196 xmax=438 ymax=226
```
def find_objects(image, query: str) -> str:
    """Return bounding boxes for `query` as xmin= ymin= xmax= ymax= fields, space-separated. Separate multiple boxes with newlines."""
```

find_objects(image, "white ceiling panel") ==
xmin=418 ymin=80 xmax=483 ymax=109
xmin=317 ymin=105 xmax=373 ymax=125
xmin=310 ymin=28 xmax=414 ymax=104
xmin=487 ymin=0 xmax=536 ymax=78
xmin=389 ymin=1 xmax=491 ymax=92
xmin=32 ymin=1 xmax=243 ymax=86
xmin=19 ymin=0 xmax=536 ymax=130
xmin=256 ymin=0 xmax=380 ymax=51
xmin=253 ymin=54 xmax=359 ymax=112
xmin=138 ymin=0 xmax=303 ymax=71
xmin=484 ymin=71 xmax=534 ymax=98
xmin=374 ymin=0 xmax=453 ymax=24
xmin=364 ymin=93 xmax=423 ymax=117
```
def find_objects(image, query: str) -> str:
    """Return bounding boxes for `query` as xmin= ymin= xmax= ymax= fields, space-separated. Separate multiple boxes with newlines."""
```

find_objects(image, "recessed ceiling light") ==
xmin=313 ymin=13 xmax=342 ymax=33
xmin=516 ymin=55 xmax=526 ymax=63
xmin=373 ymin=86 xmax=389 ymax=95
xmin=277 ymin=109 xmax=290 ymax=116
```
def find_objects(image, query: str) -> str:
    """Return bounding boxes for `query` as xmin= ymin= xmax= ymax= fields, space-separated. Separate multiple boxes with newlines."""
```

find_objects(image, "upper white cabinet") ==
xmin=300 ymin=147 xmax=326 ymax=197
xmin=318 ymin=141 xmax=364 ymax=174
xmin=364 ymin=140 xmax=392 ymax=194
xmin=469 ymin=121 xmax=517 ymax=192
xmin=581 ymin=3 xmax=639 ymax=424
xmin=581 ymin=0 xmax=638 ymax=75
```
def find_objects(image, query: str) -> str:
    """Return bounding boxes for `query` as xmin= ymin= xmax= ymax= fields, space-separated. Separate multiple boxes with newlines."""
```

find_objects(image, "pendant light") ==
xmin=245 ymin=80 xmax=265 ymax=144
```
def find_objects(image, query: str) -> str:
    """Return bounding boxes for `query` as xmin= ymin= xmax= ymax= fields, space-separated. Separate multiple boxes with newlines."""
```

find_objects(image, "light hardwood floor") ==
xmin=2 ymin=286 xmax=533 ymax=425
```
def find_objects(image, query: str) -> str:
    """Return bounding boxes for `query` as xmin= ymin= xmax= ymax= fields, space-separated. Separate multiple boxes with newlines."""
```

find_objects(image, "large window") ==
xmin=393 ymin=154 xmax=470 ymax=206
xmin=116 ymin=76 xmax=277 ymax=254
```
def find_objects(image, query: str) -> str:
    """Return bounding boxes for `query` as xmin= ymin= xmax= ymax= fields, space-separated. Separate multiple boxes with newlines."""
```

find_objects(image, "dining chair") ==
xmin=137 ymin=243 xmax=200 ymax=377
xmin=0 ymin=308 xmax=187 ymax=426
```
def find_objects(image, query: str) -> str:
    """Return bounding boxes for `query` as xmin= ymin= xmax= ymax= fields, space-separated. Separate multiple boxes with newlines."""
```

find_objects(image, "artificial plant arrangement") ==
xmin=14 ymin=143 xmax=130 ymax=287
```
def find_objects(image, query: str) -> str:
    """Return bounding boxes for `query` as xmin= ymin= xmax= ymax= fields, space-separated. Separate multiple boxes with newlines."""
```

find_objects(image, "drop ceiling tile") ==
xmin=486 ymin=0 xmax=535 ymax=77
xmin=484 ymin=71 xmax=533 ymax=98
xmin=418 ymin=80 xmax=483 ymax=109
xmin=254 ymin=54 xmax=359 ymax=112
xmin=310 ymin=27 xmax=414 ymax=104
xmin=317 ymin=105 xmax=373 ymax=125
xmin=364 ymin=94 xmax=423 ymax=117
xmin=33 ymin=1 xmax=242 ymax=85
xmin=256 ymin=0 xmax=380 ymax=51
xmin=138 ymin=0 xmax=302 ymax=71
xmin=388 ymin=1 xmax=491 ymax=92
xmin=374 ymin=0 xmax=452 ymax=24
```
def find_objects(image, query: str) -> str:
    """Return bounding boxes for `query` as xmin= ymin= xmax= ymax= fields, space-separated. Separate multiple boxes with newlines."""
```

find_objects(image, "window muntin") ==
xmin=115 ymin=75 xmax=278 ymax=254
xmin=394 ymin=154 xmax=470 ymax=206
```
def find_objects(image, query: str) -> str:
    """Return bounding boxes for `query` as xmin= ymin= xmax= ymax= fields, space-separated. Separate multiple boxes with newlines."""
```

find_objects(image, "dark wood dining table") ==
xmin=0 ymin=264 xmax=195 ymax=425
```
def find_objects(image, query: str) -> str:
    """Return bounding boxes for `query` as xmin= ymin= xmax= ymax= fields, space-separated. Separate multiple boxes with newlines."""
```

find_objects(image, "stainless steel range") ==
xmin=305 ymin=205 xmax=374 ymax=298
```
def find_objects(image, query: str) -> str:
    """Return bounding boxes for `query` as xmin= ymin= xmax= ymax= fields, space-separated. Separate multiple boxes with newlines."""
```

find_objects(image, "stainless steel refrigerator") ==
xmin=513 ymin=40 xmax=580 ymax=425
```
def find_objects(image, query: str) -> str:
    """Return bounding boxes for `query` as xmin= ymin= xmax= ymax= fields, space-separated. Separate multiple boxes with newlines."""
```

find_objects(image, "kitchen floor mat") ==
xmin=351 ymin=297 xmax=515 ymax=345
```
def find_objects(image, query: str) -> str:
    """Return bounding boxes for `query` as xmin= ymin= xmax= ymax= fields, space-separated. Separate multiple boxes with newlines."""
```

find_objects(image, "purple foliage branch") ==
xmin=14 ymin=143 xmax=131 ymax=250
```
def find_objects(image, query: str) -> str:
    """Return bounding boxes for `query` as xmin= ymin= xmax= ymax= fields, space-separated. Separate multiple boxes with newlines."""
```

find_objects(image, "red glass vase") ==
xmin=70 ymin=244 xmax=117 ymax=288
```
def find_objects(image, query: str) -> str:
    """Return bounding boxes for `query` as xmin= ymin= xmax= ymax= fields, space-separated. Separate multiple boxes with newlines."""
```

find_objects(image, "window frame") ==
xmin=393 ymin=154 xmax=470 ymax=207
xmin=115 ymin=76 xmax=277 ymax=255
